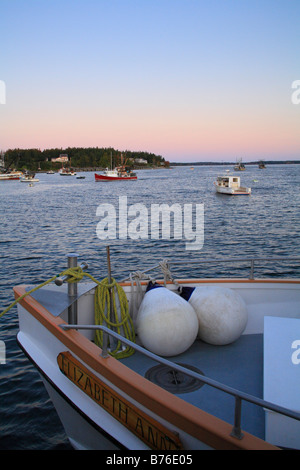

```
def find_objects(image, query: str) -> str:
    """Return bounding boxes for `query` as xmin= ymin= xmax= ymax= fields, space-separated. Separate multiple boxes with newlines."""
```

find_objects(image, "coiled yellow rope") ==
xmin=0 ymin=267 xmax=135 ymax=359
xmin=94 ymin=277 xmax=135 ymax=358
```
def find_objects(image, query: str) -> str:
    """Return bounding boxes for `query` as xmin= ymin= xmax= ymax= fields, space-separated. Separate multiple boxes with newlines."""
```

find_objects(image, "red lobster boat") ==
xmin=95 ymin=166 xmax=137 ymax=181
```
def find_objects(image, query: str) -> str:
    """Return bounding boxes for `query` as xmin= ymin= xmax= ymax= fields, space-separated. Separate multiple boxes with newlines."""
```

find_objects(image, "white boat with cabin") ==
xmin=215 ymin=172 xmax=251 ymax=195
xmin=59 ymin=168 xmax=76 ymax=176
xmin=20 ymin=175 xmax=39 ymax=183
xmin=8 ymin=251 xmax=300 ymax=450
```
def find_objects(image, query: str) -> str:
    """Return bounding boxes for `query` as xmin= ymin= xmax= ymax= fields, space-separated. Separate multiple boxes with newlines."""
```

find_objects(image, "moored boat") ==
xmin=10 ymin=252 xmax=300 ymax=450
xmin=234 ymin=159 xmax=246 ymax=171
xmin=20 ymin=175 xmax=39 ymax=183
xmin=95 ymin=152 xmax=137 ymax=181
xmin=0 ymin=170 xmax=23 ymax=181
xmin=95 ymin=167 xmax=137 ymax=181
xmin=214 ymin=172 xmax=251 ymax=195
xmin=59 ymin=168 xmax=76 ymax=176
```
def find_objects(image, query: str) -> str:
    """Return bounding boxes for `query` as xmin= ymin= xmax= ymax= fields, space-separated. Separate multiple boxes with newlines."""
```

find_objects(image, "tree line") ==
xmin=3 ymin=147 xmax=166 ymax=171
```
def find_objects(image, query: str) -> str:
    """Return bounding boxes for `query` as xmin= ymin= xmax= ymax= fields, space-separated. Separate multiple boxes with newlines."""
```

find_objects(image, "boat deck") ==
xmin=120 ymin=333 xmax=265 ymax=440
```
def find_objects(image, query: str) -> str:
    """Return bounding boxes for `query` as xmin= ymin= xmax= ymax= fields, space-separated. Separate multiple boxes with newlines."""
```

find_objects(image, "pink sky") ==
xmin=1 ymin=1 xmax=300 ymax=162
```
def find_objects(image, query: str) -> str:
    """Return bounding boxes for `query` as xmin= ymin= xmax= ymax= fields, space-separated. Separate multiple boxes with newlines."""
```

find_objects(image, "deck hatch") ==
xmin=145 ymin=363 xmax=205 ymax=394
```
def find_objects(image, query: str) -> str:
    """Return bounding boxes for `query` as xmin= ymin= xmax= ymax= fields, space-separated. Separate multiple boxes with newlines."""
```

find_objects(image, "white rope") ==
xmin=158 ymin=259 xmax=182 ymax=292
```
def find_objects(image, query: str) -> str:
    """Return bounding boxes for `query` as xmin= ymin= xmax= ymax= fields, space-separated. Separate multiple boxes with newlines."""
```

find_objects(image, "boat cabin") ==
xmin=216 ymin=175 xmax=240 ymax=188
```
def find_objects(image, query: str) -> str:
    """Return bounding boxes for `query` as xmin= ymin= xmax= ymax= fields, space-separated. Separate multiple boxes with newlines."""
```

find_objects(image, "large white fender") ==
xmin=180 ymin=285 xmax=248 ymax=345
xmin=136 ymin=282 xmax=198 ymax=356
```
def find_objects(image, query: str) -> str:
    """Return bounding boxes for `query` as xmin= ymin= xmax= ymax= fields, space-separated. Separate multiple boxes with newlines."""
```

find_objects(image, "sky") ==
xmin=1 ymin=0 xmax=300 ymax=162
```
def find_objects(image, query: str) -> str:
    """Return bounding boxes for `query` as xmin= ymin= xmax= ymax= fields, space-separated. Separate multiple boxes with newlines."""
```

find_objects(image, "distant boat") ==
xmin=214 ymin=171 xmax=251 ymax=195
xmin=95 ymin=168 xmax=137 ymax=181
xmin=59 ymin=168 xmax=76 ymax=176
xmin=47 ymin=170 xmax=55 ymax=174
xmin=20 ymin=172 xmax=39 ymax=183
xmin=0 ymin=170 xmax=23 ymax=181
xmin=20 ymin=176 xmax=39 ymax=183
xmin=258 ymin=160 xmax=266 ymax=169
xmin=234 ymin=159 xmax=246 ymax=171
xmin=95 ymin=152 xmax=137 ymax=181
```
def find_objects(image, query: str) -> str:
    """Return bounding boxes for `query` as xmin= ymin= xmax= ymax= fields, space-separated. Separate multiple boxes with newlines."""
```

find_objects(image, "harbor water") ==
xmin=0 ymin=164 xmax=299 ymax=449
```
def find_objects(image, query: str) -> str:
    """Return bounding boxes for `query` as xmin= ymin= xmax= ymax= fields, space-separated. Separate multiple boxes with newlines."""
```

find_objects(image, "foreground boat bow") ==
xmin=14 ymin=256 xmax=300 ymax=450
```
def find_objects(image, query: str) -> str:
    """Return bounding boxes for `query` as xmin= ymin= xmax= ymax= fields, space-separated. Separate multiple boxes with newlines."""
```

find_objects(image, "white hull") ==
xmin=43 ymin=381 xmax=120 ymax=450
xmin=0 ymin=171 xmax=23 ymax=180
xmin=216 ymin=186 xmax=251 ymax=195
xmin=20 ymin=178 xmax=39 ymax=183
xmin=17 ymin=320 xmax=126 ymax=449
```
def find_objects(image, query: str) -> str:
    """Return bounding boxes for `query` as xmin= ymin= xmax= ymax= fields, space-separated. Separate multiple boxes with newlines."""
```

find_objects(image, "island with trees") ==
xmin=1 ymin=147 xmax=169 ymax=172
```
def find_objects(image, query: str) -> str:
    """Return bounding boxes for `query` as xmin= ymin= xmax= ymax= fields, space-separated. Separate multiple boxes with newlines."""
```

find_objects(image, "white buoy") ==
xmin=136 ymin=282 xmax=198 ymax=356
xmin=180 ymin=285 xmax=248 ymax=345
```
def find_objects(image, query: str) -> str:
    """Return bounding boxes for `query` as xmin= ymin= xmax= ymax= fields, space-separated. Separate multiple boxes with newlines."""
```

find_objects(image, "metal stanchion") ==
xmin=67 ymin=253 xmax=78 ymax=325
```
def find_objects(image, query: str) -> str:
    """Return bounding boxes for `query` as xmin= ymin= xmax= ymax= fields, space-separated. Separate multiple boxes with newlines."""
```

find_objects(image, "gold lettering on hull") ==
xmin=57 ymin=352 xmax=183 ymax=450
